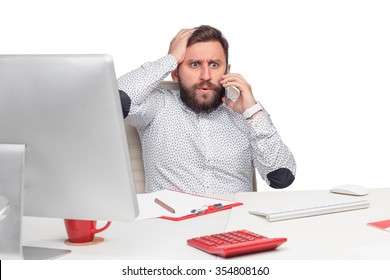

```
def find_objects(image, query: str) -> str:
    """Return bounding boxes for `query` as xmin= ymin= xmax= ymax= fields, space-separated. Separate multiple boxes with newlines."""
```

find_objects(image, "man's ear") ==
xmin=171 ymin=69 xmax=179 ymax=82
xmin=226 ymin=64 xmax=231 ymax=74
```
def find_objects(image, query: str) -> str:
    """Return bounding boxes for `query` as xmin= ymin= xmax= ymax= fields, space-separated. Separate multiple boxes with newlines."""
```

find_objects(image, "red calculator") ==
xmin=187 ymin=229 xmax=287 ymax=257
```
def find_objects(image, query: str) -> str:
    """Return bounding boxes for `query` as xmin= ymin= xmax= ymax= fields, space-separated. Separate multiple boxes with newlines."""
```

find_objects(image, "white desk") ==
xmin=22 ymin=188 xmax=390 ymax=259
xmin=227 ymin=189 xmax=390 ymax=259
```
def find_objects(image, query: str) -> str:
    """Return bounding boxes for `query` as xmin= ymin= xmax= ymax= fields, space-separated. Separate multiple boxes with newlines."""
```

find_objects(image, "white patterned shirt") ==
xmin=118 ymin=55 xmax=296 ymax=194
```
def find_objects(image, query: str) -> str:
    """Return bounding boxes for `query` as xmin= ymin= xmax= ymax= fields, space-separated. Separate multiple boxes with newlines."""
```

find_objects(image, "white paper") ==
xmin=135 ymin=190 xmax=238 ymax=220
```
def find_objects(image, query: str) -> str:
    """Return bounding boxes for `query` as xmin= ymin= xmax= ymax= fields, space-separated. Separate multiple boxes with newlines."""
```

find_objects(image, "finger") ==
xmin=221 ymin=79 xmax=245 ymax=90
xmin=221 ymin=76 xmax=237 ymax=85
xmin=222 ymin=96 xmax=236 ymax=108
xmin=175 ymin=28 xmax=195 ymax=40
xmin=221 ymin=73 xmax=247 ymax=84
xmin=227 ymin=98 xmax=238 ymax=110
xmin=170 ymin=29 xmax=195 ymax=46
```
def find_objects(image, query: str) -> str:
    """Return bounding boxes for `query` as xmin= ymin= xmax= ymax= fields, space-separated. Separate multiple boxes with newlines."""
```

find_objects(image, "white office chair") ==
xmin=124 ymin=81 xmax=257 ymax=193
xmin=123 ymin=81 xmax=179 ymax=194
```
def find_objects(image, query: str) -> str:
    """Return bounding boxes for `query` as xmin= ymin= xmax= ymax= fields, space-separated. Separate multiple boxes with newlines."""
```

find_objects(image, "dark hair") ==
xmin=187 ymin=25 xmax=229 ymax=65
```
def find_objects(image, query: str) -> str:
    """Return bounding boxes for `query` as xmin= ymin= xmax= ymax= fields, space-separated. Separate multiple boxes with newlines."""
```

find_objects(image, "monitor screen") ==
xmin=0 ymin=54 xmax=139 ymax=258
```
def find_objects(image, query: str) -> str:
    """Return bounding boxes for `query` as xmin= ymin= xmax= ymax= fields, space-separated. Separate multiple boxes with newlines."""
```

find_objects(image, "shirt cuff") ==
xmin=246 ymin=111 xmax=277 ymax=139
xmin=161 ymin=54 xmax=178 ymax=72
xmin=138 ymin=54 xmax=178 ymax=83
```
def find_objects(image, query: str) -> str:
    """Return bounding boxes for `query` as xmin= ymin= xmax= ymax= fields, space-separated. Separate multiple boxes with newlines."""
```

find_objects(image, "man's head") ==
xmin=171 ymin=25 xmax=229 ymax=114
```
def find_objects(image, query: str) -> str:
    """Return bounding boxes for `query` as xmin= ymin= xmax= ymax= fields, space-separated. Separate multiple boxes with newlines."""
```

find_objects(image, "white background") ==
xmin=1 ymin=0 xmax=390 ymax=191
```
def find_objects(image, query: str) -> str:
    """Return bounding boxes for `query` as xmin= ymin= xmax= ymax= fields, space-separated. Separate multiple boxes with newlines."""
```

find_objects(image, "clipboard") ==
xmin=161 ymin=201 xmax=243 ymax=221
xmin=136 ymin=190 xmax=243 ymax=221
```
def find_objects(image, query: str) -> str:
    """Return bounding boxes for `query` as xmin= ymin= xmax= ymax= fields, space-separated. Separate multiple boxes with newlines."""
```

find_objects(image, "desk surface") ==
xmin=22 ymin=188 xmax=390 ymax=259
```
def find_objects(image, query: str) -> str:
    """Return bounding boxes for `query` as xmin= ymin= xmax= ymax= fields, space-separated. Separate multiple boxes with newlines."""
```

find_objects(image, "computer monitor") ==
xmin=0 ymin=54 xmax=139 ymax=259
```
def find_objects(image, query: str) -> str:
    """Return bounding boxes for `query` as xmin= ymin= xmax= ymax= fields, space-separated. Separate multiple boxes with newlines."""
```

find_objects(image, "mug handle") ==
xmin=92 ymin=221 xmax=112 ymax=234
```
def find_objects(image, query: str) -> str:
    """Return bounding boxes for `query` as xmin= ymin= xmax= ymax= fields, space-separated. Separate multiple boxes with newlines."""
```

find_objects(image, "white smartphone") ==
xmin=225 ymin=86 xmax=240 ymax=104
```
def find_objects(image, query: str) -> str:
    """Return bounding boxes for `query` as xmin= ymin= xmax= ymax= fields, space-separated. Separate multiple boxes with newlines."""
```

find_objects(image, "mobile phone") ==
xmin=225 ymin=87 xmax=229 ymax=105
xmin=225 ymin=86 xmax=240 ymax=105
xmin=224 ymin=66 xmax=240 ymax=105
xmin=224 ymin=66 xmax=229 ymax=105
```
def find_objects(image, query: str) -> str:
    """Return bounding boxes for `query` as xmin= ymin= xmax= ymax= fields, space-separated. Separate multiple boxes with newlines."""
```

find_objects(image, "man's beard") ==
xmin=179 ymin=80 xmax=225 ymax=114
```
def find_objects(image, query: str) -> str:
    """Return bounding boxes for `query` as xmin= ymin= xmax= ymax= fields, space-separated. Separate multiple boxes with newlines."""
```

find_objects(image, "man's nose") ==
xmin=200 ymin=65 xmax=211 ymax=81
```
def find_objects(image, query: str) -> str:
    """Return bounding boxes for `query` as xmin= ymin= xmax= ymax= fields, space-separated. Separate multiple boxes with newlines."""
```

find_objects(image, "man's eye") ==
xmin=190 ymin=62 xmax=199 ymax=68
xmin=210 ymin=63 xmax=218 ymax=68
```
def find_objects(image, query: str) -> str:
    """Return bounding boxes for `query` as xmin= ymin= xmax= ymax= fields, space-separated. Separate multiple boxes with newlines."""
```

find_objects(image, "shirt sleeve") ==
xmin=247 ymin=111 xmax=296 ymax=188
xmin=117 ymin=54 xmax=177 ymax=127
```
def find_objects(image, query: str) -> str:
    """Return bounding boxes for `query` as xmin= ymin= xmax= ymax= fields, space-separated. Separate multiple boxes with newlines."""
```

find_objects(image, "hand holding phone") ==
xmin=221 ymin=73 xmax=258 ymax=116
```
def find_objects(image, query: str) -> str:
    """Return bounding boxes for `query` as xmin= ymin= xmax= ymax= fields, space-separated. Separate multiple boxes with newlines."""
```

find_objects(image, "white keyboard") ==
xmin=249 ymin=198 xmax=369 ymax=222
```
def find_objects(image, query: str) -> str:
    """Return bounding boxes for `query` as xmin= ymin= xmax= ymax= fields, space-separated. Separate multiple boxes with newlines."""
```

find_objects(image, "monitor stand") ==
xmin=0 ymin=144 xmax=71 ymax=260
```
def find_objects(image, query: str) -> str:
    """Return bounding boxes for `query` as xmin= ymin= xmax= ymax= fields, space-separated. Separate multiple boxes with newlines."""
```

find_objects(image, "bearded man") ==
xmin=118 ymin=25 xmax=296 ymax=194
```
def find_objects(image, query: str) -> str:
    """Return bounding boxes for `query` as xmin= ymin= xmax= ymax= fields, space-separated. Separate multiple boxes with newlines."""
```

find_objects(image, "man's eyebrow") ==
xmin=188 ymin=59 xmax=223 ymax=64
xmin=209 ymin=59 xmax=223 ymax=64
xmin=188 ymin=59 xmax=201 ymax=63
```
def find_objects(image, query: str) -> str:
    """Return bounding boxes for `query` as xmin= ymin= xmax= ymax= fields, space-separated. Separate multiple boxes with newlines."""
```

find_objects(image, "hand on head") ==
xmin=168 ymin=29 xmax=195 ymax=64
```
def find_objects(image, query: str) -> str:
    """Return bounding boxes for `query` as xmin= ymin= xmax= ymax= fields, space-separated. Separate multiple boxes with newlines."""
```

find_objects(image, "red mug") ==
xmin=64 ymin=219 xmax=111 ymax=243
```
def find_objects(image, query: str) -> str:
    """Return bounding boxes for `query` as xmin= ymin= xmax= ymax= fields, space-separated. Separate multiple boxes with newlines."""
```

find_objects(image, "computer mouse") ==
xmin=330 ymin=184 xmax=369 ymax=196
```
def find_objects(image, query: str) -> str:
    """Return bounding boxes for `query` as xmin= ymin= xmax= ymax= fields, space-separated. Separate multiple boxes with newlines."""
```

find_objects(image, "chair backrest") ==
xmin=124 ymin=122 xmax=145 ymax=194
xmin=123 ymin=81 xmax=257 ymax=193
xmin=123 ymin=81 xmax=177 ymax=194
